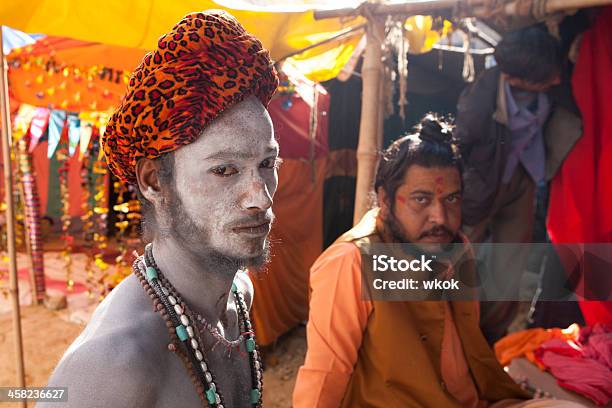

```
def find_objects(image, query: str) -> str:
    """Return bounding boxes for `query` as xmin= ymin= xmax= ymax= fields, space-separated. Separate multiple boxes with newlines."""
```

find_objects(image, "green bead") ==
xmin=231 ymin=282 xmax=238 ymax=293
xmin=145 ymin=266 xmax=158 ymax=281
xmin=250 ymin=388 xmax=261 ymax=404
xmin=205 ymin=388 xmax=216 ymax=405
xmin=176 ymin=325 xmax=188 ymax=341
xmin=246 ymin=338 xmax=256 ymax=353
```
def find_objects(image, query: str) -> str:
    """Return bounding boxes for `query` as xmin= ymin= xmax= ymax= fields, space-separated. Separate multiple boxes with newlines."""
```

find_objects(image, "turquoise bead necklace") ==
xmin=133 ymin=243 xmax=263 ymax=407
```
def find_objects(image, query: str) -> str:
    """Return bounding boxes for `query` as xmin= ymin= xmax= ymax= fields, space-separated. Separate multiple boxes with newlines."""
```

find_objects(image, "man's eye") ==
xmin=414 ymin=197 xmax=429 ymax=204
xmin=210 ymin=165 xmax=238 ymax=177
xmin=260 ymin=157 xmax=282 ymax=169
xmin=447 ymin=195 xmax=461 ymax=203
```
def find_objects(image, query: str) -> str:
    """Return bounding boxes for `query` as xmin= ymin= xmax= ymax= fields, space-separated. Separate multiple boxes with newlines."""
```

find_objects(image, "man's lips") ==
xmin=232 ymin=222 xmax=271 ymax=235
xmin=420 ymin=231 xmax=453 ymax=242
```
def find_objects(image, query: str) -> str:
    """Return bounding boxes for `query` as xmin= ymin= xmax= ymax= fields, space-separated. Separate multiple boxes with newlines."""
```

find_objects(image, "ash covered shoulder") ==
xmin=42 ymin=274 xmax=168 ymax=408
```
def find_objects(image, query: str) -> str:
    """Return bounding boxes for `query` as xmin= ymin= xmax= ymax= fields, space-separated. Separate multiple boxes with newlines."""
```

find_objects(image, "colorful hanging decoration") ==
xmin=17 ymin=134 xmax=46 ymax=302
xmin=0 ymin=200 xmax=8 ymax=300
xmin=7 ymin=48 xmax=137 ymax=112
xmin=56 ymin=132 xmax=74 ymax=291
xmin=29 ymin=107 xmax=50 ymax=152
xmin=80 ymin=128 xmax=97 ymax=300
xmin=78 ymin=116 xmax=94 ymax=160
xmin=12 ymin=104 xmax=36 ymax=141
xmin=110 ymin=181 xmax=141 ymax=291
xmin=47 ymin=109 xmax=66 ymax=158
xmin=67 ymin=113 xmax=81 ymax=157
xmin=11 ymin=142 xmax=27 ymax=251
xmin=91 ymin=136 xmax=110 ymax=300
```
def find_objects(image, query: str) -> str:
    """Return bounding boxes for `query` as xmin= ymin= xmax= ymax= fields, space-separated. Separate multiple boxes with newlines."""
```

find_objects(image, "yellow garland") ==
xmin=80 ymin=148 xmax=97 ymax=300
xmin=91 ymin=140 xmax=109 ymax=300
xmin=56 ymin=145 xmax=73 ymax=291
xmin=111 ymin=181 xmax=130 ymax=287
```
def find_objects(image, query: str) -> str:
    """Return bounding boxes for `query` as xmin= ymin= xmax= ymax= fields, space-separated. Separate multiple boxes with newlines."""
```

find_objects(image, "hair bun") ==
xmin=417 ymin=114 xmax=453 ymax=144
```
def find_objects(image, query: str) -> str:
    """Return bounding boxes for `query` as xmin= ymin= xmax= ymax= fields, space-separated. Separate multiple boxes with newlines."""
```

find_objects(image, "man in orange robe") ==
xmin=293 ymin=115 xmax=584 ymax=408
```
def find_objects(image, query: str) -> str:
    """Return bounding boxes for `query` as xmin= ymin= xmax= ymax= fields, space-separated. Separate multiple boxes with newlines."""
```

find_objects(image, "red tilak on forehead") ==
xmin=435 ymin=177 xmax=444 ymax=194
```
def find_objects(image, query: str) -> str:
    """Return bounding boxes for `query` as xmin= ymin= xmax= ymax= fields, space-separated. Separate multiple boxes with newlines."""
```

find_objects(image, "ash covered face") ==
xmin=162 ymin=95 xmax=279 ymax=269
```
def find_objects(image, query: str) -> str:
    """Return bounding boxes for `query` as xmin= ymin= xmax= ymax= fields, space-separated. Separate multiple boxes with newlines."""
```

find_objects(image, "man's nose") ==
xmin=428 ymin=200 xmax=448 ymax=225
xmin=242 ymin=178 xmax=273 ymax=212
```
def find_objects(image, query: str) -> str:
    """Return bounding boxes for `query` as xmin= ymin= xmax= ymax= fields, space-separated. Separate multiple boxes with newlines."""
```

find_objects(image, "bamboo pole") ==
xmin=504 ymin=0 xmax=612 ymax=15
xmin=314 ymin=0 xmax=456 ymax=20
xmin=353 ymin=17 xmax=384 ymax=225
xmin=314 ymin=0 xmax=612 ymax=20
xmin=276 ymin=23 xmax=366 ymax=64
xmin=0 ymin=26 xmax=28 ymax=408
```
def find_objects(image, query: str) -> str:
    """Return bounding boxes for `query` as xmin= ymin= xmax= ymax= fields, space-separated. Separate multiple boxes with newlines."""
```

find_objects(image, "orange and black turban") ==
xmin=102 ymin=10 xmax=279 ymax=184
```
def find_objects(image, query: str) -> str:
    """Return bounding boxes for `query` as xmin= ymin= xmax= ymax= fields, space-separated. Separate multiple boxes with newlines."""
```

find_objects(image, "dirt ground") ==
xmin=0 ymin=305 xmax=305 ymax=408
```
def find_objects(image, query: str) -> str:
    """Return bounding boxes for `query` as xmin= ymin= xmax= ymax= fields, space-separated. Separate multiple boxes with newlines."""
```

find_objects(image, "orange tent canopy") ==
xmin=8 ymin=36 xmax=146 ymax=112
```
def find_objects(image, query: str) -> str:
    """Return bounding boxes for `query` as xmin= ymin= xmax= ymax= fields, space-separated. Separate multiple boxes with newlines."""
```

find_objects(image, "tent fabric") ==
xmin=269 ymin=93 xmax=329 ymax=160
xmin=547 ymin=7 xmax=612 ymax=325
xmin=1 ymin=25 xmax=36 ymax=53
xmin=1 ymin=3 xmax=453 ymax=84
xmin=249 ymin=87 xmax=329 ymax=344
xmin=7 ymin=36 xmax=146 ymax=112
xmin=0 ymin=0 xmax=365 ymax=81
xmin=250 ymin=158 xmax=326 ymax=345
xmin=0 ymin=0 xmax=361 ymax=58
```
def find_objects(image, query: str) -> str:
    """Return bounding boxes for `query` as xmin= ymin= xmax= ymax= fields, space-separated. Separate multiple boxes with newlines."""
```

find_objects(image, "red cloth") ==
xmin=546 ymin=7 xmax=612 ymax=325
xmin=534 ymin=324 xmax=612 ymax=406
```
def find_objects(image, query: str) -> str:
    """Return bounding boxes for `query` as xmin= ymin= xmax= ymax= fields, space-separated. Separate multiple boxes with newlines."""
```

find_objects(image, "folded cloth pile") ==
xmin=494 ymin=324 xmax=580 ymax=368
xmin=535 ymin=324 xmax=612 ymax=406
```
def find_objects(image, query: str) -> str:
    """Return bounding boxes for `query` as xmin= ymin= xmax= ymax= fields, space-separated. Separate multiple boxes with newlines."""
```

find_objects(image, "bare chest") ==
xmin=153 ymin=346 xmax=255 ymax=408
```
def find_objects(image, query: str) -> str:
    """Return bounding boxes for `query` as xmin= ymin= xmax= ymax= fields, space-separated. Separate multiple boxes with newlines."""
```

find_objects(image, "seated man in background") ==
xmin=293 ymin=115 xmax=583 ymax=408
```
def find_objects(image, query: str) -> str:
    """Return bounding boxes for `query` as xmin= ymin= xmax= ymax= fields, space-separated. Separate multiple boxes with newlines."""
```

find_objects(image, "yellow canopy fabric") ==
xmin=1 ymin=1 xmax=363 ymax=62
xmin=2 ymin=2 xmax=451 ymax=84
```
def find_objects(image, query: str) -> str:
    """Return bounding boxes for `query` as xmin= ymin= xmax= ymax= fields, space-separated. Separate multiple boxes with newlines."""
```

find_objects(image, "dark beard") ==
xmin=160 ymin=191 xmax=271 ymax=274
xmin=382 ymin=206 xmax=410 ymax=243
xmin=382 ymin=206 xmax=460 ymax=258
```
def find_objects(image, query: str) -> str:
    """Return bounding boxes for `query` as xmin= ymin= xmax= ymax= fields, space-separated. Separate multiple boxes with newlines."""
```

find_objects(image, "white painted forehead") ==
xmin=176 ymin=114 xmax=277 ymax=161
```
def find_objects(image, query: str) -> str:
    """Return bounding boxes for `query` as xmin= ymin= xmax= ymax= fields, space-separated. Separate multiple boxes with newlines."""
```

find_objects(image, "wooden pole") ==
xmin=353 ymin=17 xmax=384 ymax=225
xmin=276 ymin=23 xmax=366 ymax=63
xmin=0 ymin=26 xmax=28 ymax=408
xmin=314 ymin=0 xmax=612 ymax=20
xmin=314 ymin=0 xmax=456 ymax=20
xmin=503 ymin=0 xmax=612 ymax=15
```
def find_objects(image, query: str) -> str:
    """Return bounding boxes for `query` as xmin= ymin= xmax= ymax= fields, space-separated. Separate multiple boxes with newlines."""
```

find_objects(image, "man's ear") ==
xmin=136 ymin=158 xmax=162 ymax=204
xmin=377 ymin=187 xmax=389 ymax=217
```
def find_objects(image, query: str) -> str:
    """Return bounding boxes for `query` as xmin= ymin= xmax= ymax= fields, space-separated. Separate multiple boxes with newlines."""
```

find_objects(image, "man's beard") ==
xmin=382 ymin=207 xmax=410 ymax=243
xmin=161 ymin=193 xmax=272 ymax=274
xmin=382 ymin=206 xmax=456 ymax=244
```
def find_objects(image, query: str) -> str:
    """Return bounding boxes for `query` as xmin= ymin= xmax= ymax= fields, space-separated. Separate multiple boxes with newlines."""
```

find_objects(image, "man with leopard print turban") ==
xmin=41 ymin=10 xmax=279 ymax=408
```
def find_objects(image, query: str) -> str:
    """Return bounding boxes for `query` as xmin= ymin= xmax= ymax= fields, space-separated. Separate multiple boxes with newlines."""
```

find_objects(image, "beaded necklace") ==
xmin=196 ymin=313 xmax=248 ymax=357
xmin=133 ymin=243 xmax=263 ymax=407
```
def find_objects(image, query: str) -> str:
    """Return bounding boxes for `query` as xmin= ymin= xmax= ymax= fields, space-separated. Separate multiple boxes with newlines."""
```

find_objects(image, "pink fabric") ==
xmin=534 ymin=325 xmax=612 ymax=406
xmin=580 ymin=324 xmax=612 ymax=370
